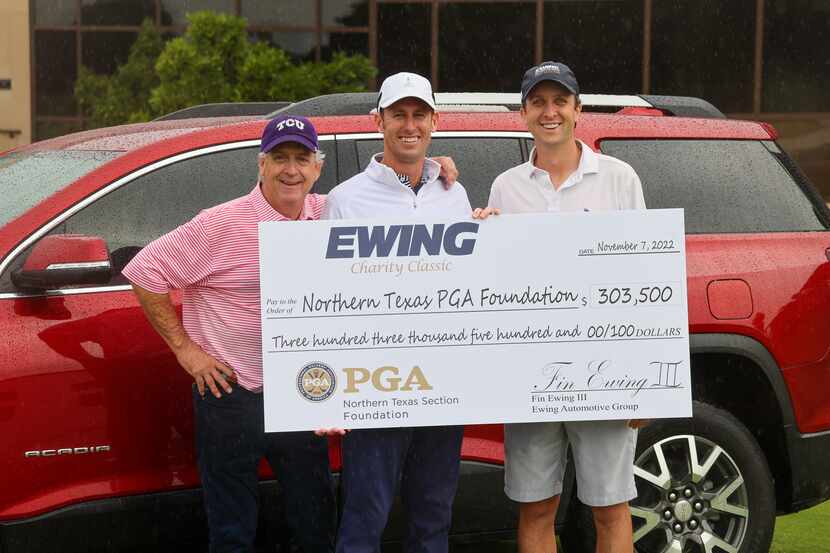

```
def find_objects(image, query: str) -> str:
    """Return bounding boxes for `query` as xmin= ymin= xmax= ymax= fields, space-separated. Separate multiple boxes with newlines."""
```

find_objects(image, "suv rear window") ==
xmin=599 ymin=139 xmax=827 ymax=234
xmin=355 ymin=137 xmax=524 ymax=209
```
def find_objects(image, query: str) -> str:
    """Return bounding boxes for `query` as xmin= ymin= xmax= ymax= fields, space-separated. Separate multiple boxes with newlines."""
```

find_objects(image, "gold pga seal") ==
xmin=297 ymin=362 xmax=336 ymax=402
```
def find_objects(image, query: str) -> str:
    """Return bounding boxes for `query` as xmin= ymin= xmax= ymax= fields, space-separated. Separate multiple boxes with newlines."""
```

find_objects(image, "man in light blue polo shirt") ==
xmin=489 ymin=62 xmax=647 ymax=553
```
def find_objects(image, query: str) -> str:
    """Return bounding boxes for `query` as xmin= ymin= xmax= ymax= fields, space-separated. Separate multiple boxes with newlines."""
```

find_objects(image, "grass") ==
xmin=441 ymin=500 xmax=830 ymax=552
xmin=770 ymin=500 xmax=830 ymax=553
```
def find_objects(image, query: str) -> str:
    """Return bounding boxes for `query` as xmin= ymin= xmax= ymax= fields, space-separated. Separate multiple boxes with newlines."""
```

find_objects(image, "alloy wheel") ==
xmin=631 ymin=434 xmax=749 ymax=553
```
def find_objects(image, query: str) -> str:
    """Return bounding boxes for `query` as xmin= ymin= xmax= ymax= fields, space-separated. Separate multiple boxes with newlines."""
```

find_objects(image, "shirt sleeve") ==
xmin=122 ymin=213 xmax=214 ymax=294
xmin=321 ymin=189 xmax=344 ymax=220
xmin=628 ymin=171 xmax=647 ymax=210
xmin=617 ymin=164 xmax=647 ymax=210
xmin=455 ymin=182 xmax=473 ymax=214
xmin=488 ymin=178 xmax=503 ymax=210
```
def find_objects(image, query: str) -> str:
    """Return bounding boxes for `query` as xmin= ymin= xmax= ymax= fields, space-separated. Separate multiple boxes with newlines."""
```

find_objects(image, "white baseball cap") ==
xmin=377 ymin=72 xmax=436 ymax=111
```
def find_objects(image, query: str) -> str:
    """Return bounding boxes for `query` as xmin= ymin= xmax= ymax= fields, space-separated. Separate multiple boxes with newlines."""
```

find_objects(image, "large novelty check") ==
xmin=259 ymin=210 xmax=691 ymax=432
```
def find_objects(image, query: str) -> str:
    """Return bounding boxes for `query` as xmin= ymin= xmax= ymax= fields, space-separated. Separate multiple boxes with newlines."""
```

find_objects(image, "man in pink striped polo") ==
xmin=123 ymin=115 xmax=336 ymax=553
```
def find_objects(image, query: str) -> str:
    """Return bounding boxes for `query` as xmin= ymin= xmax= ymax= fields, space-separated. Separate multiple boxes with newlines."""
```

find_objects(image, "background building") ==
xmin=2 ymin=0 xmax=829 ymax=196
xmin=0 ymin=0 xmax=32 ymax=151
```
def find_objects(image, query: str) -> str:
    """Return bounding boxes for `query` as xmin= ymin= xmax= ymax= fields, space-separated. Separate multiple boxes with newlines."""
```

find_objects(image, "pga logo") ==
xmin=343 ymin=366 xmax=433 ymax=393
xmin=296 ymin=362 xmax=336 ymax=402
xmin=276 ymin=118 xmax=305 ymax=131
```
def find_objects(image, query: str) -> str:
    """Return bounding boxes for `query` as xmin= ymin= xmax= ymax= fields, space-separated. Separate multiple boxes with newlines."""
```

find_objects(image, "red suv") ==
xmin=1 ymin=93 xmax=828 ymax=553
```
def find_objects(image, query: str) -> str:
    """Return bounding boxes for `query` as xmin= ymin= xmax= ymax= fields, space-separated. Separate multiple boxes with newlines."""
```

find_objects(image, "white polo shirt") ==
xmin=488 ymin=140 xmax=646 ymax=213
xmin=323 ymin=153 xmax=473 ymax=219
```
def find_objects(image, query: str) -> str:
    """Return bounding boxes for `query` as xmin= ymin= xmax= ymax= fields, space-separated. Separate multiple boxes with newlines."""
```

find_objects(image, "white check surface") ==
xmin=260 ymin=210 xmax=691 ymax=432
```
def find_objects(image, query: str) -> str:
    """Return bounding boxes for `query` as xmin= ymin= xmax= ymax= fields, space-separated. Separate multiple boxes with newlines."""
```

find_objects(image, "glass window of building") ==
xmin=763 ymin=0 xmax=830 ymax=113
xmin=322 ymin=0 xmax=369 ymax=27
xmin=542 ymin=0 xmax=643 ymax=94
xmin=35 ymin=31 xmax=77 ymax=117
xmin=439 ymin=3 xmax=536 ymax=92
xmin=249 ymin=31 xmax=317 ymax=62
xmin=241 ymin=1 xmax=315 ymax=27
xmin=651 ymin=0 xmax=755 ymax=113
xmin=82 ymin=32 xmax=139 ymax=75
xmin=377 ymin=4 xmax=431 ymax=80
xmin=81 ymin=0 xmax=156 ymax=26
xmin=34 ymin=0 xmax=77 ymax=26
xmin=159 ymin=0 xmax=235 ymax=26
xmin=321 ymin=32 xmax=369 ymax=61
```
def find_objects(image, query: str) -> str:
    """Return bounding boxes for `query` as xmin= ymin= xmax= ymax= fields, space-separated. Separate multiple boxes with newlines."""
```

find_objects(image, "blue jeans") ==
xmin=193 ymin=384 xmax=335 ymax=553
xmin=336 ymin=426 xmax=464 ymax=553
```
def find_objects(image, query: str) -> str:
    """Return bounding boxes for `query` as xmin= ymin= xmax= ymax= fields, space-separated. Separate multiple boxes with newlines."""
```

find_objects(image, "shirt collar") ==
xmin=526 ymin=140 xmax=599 ymax=188
xmin=366 ymin=153 xmax=441 ymax=190
xmin=249 ymin=183 xmax=314 ymax=221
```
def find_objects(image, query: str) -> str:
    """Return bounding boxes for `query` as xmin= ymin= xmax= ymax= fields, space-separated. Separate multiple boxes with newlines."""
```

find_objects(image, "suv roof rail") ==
xmin=640 ymin=95 xmax=725 ymax=119
xmin=267 ymin=92 xmax=653 ymax=117
xmin=269 ymin=92 xmax=725 ymax=119
xmin=434 ymin=92 xmax=653 ymax=109
xmin=269 ymin=93 xmax=378 ymax=117
xmin=154 ymin=101 xmax=291 ymax=121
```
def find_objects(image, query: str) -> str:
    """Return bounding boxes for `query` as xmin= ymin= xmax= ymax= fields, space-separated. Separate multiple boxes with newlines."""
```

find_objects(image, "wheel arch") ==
xmin=689 ymin=333 xmax=795 ymax=510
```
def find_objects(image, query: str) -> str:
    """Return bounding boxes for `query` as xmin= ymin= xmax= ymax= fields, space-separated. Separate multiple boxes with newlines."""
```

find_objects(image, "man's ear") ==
xmin=257 ymin=154 xmax=266 ymax=178
xmin=431 ymin=110 xmax=439 ymax=132
xmin=373 ymin=111 xmax=384 ymax=132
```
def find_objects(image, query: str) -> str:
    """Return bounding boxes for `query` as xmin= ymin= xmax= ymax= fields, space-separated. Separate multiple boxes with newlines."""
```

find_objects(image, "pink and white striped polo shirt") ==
xmin=122 ymin=184 xmax=325 ymax=392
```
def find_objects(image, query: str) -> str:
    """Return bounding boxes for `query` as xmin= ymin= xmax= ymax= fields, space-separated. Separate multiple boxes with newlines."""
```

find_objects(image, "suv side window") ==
xmin=2 ymin=140 xmax=337 ymax=292
xmin=354 ymin=137 xmax=524 ymax=209
xmin=64 ymin=146 xmax=260 ymax=269
xmin=600 ymin=139 xmax=828 ymax=234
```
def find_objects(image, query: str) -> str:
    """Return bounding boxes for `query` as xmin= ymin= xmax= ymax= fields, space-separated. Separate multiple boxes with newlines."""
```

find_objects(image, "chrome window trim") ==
xmin=46 ymin=261 xmax=111 ymax=270
xmin=0 ymin=136 xmax=336 ymax=299
xmin=0 ymin=284 xmax=133 ymax=300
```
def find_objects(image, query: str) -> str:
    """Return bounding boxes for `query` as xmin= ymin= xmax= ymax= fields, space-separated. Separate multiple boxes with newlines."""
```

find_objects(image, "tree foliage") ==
xmin=76 ymin=11 xmax=376 ymax=127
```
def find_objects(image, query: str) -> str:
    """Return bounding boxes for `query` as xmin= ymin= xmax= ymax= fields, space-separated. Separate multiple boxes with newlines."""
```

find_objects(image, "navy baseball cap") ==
xmin=521 ymin=61 xmax=580 ymax=103
xmin=260 ymin=115 xmax=318 ymax=153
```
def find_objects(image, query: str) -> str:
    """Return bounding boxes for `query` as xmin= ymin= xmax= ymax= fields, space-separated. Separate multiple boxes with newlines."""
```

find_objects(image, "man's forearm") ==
xmin=131 ymin=284 xmax=191 ymax=352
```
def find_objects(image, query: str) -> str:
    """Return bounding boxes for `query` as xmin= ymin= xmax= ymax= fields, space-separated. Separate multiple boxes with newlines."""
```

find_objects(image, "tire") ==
xmin=560 ymin=401 xmax=776 ymax=553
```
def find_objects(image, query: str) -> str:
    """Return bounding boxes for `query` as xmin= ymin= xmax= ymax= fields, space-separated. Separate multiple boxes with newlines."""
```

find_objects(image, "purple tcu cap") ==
xmin=260 ymin=115 xmax=318 ymax=153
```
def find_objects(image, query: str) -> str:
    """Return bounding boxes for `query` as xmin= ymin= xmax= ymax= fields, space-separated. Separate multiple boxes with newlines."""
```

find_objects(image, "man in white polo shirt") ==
xmin=489 ymin=62 xmax=647 ymax=553
xmin=322 ymin=72 xmax=478 ymax=553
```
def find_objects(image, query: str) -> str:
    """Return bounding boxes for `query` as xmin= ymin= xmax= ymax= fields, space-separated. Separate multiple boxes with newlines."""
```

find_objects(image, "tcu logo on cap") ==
xmin=276 ymin=118 xmax=305 ymax=131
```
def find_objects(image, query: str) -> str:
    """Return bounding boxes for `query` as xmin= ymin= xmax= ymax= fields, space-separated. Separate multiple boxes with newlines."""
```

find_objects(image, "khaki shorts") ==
xmin=504 ymin=420 xmax=637 ymax=507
